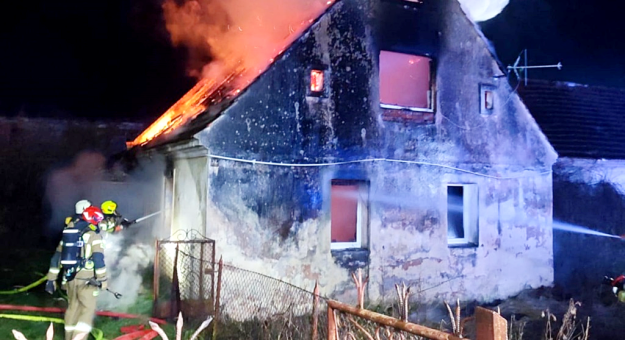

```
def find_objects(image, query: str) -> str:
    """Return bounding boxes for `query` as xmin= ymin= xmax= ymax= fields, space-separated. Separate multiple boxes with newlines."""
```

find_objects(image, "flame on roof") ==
xmin=129 ymin=0 xmax=336 ymax=148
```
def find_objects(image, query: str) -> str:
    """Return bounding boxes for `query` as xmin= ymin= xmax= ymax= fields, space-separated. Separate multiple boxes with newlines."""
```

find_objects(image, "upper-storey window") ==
xmin=379 ymin=51 xmax=433 ymax=112
xmin=310 ymin=69 xmax=324 ymax=93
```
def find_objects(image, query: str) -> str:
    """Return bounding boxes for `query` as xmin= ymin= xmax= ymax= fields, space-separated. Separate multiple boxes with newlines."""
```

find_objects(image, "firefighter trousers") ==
xmin=64 ymin=278 xmax=99 ymax=340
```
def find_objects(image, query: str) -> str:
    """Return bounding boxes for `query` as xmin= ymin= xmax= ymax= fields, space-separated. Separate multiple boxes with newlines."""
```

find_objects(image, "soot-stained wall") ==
xmin=185 ymin=0 xmax=556 ymax=304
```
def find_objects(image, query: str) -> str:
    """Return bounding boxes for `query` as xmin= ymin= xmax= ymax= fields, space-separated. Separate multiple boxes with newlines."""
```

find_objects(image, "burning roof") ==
xmin=129 ymin=0 xmax=337 ymax=148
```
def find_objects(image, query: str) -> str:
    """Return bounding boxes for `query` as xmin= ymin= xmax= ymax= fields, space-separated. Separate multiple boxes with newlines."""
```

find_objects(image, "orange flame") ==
xmin=129 ymin=0 xmax=336 ymax=147
xmin=130 ymin=67 xmax=243 ymax=147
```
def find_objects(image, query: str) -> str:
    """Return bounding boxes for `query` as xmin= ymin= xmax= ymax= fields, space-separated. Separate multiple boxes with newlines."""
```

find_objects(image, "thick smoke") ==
xmin=162 ymin=0 xmax=331 ymax=82
xmin=43 ymin=151 xmax=167 ymax=311
xmin=43 ymin=151 xmax=106 ymax=240
xmin=458 ymin=0 xmax=509 ymax=22
xmin=98 ymin=233 xmax=156 ymax=309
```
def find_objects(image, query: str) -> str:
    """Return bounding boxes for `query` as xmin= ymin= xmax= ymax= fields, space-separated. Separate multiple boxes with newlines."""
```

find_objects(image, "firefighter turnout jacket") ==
xmin=47 ymin=220 xmax=108 ymax=339
xmin=100 ymin=212 xmax=124 ymax=233
xmin=47 ymin=220 xmax=107 ymax=284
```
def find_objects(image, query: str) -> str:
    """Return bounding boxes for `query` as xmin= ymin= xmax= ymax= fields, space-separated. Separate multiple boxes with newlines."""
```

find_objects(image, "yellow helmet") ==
xmin=101 ymin=200 xmax=117 ymax=215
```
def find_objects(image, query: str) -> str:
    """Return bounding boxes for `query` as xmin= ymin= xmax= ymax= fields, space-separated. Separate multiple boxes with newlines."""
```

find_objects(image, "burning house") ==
xmin=129 ymin=0 xmax=557 ymax=305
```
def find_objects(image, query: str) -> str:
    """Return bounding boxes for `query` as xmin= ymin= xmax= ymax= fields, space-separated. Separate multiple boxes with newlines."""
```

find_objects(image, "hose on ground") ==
xmin=0 ymin=313 xmax=104 ymax=340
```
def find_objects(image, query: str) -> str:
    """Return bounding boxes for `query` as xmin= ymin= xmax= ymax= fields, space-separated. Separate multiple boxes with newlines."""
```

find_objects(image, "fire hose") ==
xmin=0 ymin=276 xmax=47 ymax=295
xmin=0 ymin=313 xmax=104 ymax=340
xmin=0 ymin=305 xmax=168 ymax=340
xmin=0 ymin=305 xmax=167 ymax=324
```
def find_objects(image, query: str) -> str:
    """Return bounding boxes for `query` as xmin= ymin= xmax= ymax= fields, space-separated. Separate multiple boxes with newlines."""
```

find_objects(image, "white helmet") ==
xmin=75 ymin=200 xmax=91 ymax=215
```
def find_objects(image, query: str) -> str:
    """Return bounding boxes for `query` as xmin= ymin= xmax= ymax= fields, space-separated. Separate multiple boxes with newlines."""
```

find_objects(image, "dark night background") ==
xmin=0 ymin=0 xmax=195 ymax=121
xmin=1 ymin=0 xmax=624 ymax=122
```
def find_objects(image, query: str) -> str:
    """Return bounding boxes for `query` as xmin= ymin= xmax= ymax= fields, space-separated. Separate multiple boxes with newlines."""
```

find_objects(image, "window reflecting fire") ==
xmin=310 ymin=69 xmax=324 ymax=93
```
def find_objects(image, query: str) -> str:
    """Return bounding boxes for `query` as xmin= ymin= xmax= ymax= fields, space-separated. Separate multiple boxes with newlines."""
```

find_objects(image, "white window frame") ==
xmin=379 ymin=51 xmax=435 ymax=113
xmin=330 ymin=181 xmax=368 ymax=250
xmin=447 ymin=184 xmax=479 ymax=246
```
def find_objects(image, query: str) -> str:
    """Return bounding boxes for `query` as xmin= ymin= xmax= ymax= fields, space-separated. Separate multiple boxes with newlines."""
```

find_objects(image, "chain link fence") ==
xmin=152 ymin=235 xmax=327 ymax=339
xmin=214 ymin=263 xmax=328 ymax=340
xmin=153 ymin=237 xmax=216 ymax=321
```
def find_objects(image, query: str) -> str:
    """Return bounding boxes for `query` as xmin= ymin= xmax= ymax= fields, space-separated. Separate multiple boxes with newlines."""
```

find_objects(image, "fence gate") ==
xmin=153 ymin=236 xmax=216 ymax=321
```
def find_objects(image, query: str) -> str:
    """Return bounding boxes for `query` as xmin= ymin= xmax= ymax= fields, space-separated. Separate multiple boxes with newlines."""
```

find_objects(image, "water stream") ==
xmin=553 ymin=221 xmax=622 ymax=239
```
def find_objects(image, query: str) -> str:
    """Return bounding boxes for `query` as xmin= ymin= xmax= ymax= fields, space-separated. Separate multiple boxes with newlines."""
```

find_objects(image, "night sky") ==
xmin=1 ymin=0 xmax=623 ymax=121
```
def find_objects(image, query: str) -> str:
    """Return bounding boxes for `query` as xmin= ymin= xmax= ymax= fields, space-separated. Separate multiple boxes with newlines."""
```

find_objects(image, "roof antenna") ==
xmin=507 ymin=49 xmax=562 ymax=86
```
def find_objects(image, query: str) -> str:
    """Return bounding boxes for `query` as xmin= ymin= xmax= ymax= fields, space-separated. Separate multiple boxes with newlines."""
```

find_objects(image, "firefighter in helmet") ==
xmin=46 ymin=205 xmax=108 ymax=340
xmin=604 ymin=275 xmax=625 ymax=303
xmin=99 ymin=200 xmax=135 ymax=234
xmin=65 ymin=199 xmax=91 ymax=226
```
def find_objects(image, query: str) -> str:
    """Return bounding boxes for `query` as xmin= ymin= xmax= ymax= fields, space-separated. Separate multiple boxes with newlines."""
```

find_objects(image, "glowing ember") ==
xmin=129 ymin=0 xmax=336 ymax=147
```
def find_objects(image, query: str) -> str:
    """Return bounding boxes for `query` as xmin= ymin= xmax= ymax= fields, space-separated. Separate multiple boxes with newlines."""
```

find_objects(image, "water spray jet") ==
xmin=553 ymin=221 xmax=623 ymax=239
xmin=133 ymin=211 xmax=162 ymax=224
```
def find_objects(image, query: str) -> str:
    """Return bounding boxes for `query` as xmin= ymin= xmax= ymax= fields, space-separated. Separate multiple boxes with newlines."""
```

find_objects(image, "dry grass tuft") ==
xmin=541 ymin=299 xmax=590 ymax=340
xmin=508 ymin=315 xmax=526 ymax=340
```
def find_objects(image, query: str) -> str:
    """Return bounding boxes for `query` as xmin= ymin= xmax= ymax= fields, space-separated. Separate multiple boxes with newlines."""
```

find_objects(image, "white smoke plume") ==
xmin=99 ymin=234 xmax=155 ymax=309
xmin=43 ymin=151 xmax=106 ymax=240
xmin=43 ymin=151 xmax=167 ymax=311
xmin=458 ymin=0 xmax=509 ymax=22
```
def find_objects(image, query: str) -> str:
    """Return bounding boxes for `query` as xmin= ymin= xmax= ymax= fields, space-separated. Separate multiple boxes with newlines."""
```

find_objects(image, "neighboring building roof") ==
xmin=518 ymin=79 xmax=625 ymax=159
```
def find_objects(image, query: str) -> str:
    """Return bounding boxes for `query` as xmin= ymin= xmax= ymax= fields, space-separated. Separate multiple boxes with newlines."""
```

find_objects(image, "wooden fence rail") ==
xmin=324 ymin=299 xmax=507 ymax=340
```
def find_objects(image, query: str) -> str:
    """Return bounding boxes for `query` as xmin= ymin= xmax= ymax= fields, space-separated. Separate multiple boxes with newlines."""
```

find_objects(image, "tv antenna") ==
xmin=507 ymin=49 xmax=562 ymax=86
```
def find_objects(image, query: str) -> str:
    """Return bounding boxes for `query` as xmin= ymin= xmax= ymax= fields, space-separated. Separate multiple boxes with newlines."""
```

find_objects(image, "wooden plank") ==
xmin=326 ymin=299 xmax=463 ymax=340
xmin=327 ymin=305 xmax=337 ymax=340
xmin=311 ymin=281 xmax=319 ymax=340
xmin=475 ymin=306 xmax=508 ymax=340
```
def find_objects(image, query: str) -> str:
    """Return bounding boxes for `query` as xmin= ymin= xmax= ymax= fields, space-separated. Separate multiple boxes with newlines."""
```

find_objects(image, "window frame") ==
xmin=379 ymin=50 xmax=436 ymax=113
xmin=480 ymin=84 xmax=496 ymax=115
xmin=330 ymin=179 xmax=369 ymax=250
xmin=446 ymin=184 xmax=479 ymax=247
xmin=310 ymin=69 xmax=325 ymax=94
xmin=307 ymin=65 xmax=329 ymax=98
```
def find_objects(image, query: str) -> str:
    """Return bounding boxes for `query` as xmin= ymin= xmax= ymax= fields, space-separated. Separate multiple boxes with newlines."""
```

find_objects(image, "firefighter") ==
xmin=604 ymin=275 xmax=625 ymax=302
xmin=46 ymin=206 xmax=108 ymax=340
xmin=99 ymin=200 xmax=135 ymax=234
xmin=65 ymin=199 xmax=91 ymax=226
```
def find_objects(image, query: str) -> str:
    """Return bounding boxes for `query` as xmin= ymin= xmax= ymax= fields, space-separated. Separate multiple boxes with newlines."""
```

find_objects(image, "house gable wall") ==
xmin=190 ymin=0 xmax=555 ymax=303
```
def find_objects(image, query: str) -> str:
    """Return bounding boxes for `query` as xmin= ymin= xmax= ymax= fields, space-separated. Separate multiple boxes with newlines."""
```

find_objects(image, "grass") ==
xmin=0 ymin=248 xmax=177 ymax=340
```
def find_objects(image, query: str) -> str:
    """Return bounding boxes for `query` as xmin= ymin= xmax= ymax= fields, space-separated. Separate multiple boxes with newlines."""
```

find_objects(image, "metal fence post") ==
xmin=212 ymin=256 xmax=223 ymax=339
xmin=199 ymin=242 xmax=204 ymax=302
xmin=153 ymin=240 xmax=160 ymax=316
xmin=311 ymin=281 xmax=319 ymax=340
